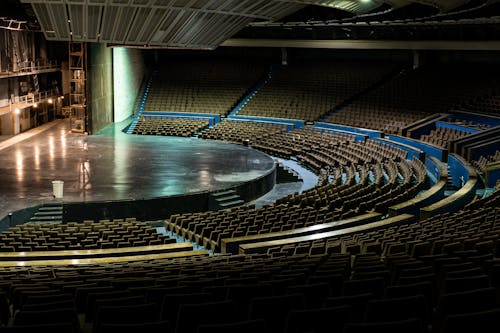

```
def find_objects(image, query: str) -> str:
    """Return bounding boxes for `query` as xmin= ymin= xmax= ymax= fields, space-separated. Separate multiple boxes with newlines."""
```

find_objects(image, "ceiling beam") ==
xmin=222 ymin=38 xmax=500 ymax=50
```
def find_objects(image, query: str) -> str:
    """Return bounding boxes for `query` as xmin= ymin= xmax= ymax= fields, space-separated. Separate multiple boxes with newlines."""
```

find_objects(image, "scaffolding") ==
xmin=68 ymin=41 xmax=87 ymax=133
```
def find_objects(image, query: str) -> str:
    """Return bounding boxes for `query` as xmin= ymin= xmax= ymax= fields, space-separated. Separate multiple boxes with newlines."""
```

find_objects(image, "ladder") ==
xmin=69 ymin=41 xmax=87 ymax=133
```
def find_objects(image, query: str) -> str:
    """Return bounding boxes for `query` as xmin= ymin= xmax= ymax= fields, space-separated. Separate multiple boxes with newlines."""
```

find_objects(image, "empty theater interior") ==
xmin=1 ymin=0 xmax=500 ymax=332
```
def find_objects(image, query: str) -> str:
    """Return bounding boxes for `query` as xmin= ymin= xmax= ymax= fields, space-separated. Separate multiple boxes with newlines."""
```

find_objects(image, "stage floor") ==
xmin=0 ymin=119 xmax=276 ymax=219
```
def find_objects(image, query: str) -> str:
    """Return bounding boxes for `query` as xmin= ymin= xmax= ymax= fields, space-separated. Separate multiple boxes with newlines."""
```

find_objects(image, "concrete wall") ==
xmin=0 ymin=80 xmax=9 ymax=107
xmin=0 ymin=78 xmax=19 ymax=108
xmin=113 ymin=48 xmax=145 ymax=122
xmin=61 ymin=61 xmax=71 ymax=97
xmin=88 ymin=43 xmax=114 ymax=134
xmin=0 ymin=113 xmax=13 ymax=134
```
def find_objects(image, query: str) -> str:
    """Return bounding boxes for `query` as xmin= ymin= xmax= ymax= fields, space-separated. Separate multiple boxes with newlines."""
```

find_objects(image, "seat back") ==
xmin=175 ymin=300 xmax=237 ymax=333
xmin=285 ymin=305 xmax=352 ymax=333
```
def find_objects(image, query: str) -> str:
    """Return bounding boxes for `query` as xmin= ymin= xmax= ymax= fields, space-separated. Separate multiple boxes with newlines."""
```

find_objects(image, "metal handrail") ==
xmin=1 ymin=90 xmax=60 ymax=109
xmin=0 ymin=59 xmax=59 ymax=74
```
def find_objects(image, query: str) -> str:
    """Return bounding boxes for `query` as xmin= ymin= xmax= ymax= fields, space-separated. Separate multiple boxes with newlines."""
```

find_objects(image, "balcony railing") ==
xmin=0 ymin=59 xmax=59 ymax=75
xmin=1 ymin=90 xmax=61 ymax=110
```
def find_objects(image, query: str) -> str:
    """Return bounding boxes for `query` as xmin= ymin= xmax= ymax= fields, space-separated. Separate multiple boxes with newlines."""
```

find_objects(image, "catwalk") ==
xmin=0 ymin=119 xmax=276 ymax=220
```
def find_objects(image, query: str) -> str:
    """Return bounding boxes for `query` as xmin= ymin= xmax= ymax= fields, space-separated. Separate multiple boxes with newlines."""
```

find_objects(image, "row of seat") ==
xmin=143 ymin=61 xmax=266 ymax=116
xmin=139 ymin=61 xmax=497 ymax=143
xmin=238 ymin=62 xmax=394 ymax=121
xmin=472 ymin=150 xmax=500 ymax=173
xmin=457 ymin=93 xmax=500 ymax=117
xmin=419 ymin=125 xmax=471 ymax=149
xmin=0 ymin=233 xmax=499 ymax=332
xmin=0 ymin=166 xmax=497 ymax=332
xmin=132 ymin=117 xmax=209 ymax=137
xmin=324 ymin=65 xmax=499 ymax=134
xmin=199 ymin=120 xmax=288 ymax=144
xmin=268 ymin=192 xmax=500 ymax=259
xmin=0 ymin=220 xmax=173 ymax=252
xmin=167 ymin=128 xmax=423 ymax=251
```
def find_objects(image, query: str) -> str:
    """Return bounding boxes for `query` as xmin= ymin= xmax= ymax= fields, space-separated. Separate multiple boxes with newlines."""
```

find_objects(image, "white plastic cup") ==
xmin=52 ymin=180 xmax=64 ymax=199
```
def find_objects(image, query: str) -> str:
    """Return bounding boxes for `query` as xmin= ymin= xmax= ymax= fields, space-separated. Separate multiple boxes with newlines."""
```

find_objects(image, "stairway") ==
xmin=318 ymin=67 xmax=405 ymax=122
xmin=209 ymin=190 xmax=245 ymax=210
xmin=444 ymin=166 xmax=459 ymax=196
xmin=126 ymin=117 xmax=140 ymax=134
xmin=276 ymin=162 xmax=302 ymax=184
xmin=227 ymin=66 xmax=273 ymax=117
xmin=29 ymin=203 xmax=63 ymax=224
xmin=194 ymin=124 xmax=212 ymax=138
xmin=126 ymin=76 xmax=152 ymax=134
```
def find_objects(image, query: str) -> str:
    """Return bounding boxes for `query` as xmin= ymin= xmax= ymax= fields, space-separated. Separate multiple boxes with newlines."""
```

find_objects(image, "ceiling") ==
xmin=13 ymin=0 xmax=500 ymax=49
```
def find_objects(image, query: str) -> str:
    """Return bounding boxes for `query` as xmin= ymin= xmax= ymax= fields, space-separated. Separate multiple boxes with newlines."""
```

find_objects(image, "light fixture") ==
xmin=33 ymin=103 xmax=38 ymax=108
xmin=14 ymin=108 xmax=20 ymax=114
xmin=48 ymin=98 xmax=53 ymax=104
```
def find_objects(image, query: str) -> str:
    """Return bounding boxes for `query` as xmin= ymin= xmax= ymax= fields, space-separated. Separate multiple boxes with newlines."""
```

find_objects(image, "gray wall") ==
xmin=88 ymin=43 xmax=113 ymax=134
xmin=113 ymin=48 xmax=145 ymax=122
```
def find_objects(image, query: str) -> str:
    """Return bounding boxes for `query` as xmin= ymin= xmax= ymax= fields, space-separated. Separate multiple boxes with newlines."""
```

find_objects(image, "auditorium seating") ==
xmin=202 ymin=122 xmax=404 ymax=167
xmin=168 ymin=122 xmax=427 ymax=252
xmin=144 ymin=61 xmax=266 ymax=116
xmin=457 ymin=93 xmax=500 ymax=117
xmin=0 ymin=219 xmax=174 ymax=252
xmin=472 ymin=150 xmax=500 ymax=173
xmin=0 ymin=191 xmax=499 ymax=333
xmin=324 ymin=65 xmax=499 ymax=134
xmin=237 ymin=62 xmax=395 ymax=121
xmin=199 ymin=120 xmax=288 ymax=145
xmin=326 ymin=107 xmax=426 ymax=135
xmin=419 ymin=125 xmax=471 ymax=149
xmin=262 ymin=183 xmax=500 ymax=258
xmin=1 ymin=59 xmax=500 ymax=333
xmin=132 ymin=116 xmax=209 ymax=137
xmin=0 ymin=178 xmax=497 ymax=333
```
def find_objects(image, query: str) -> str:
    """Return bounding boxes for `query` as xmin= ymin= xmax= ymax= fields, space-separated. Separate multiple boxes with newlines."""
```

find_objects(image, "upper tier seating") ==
xmin=237 ymin=62 xmax=394 ymax=121
xmin=144 ymin=61 xmax=266 ymax=116
xmin=457 ymin=93 xmax=500 ymax=117
xmin=325 ymin=65 xmax=500 ymax=134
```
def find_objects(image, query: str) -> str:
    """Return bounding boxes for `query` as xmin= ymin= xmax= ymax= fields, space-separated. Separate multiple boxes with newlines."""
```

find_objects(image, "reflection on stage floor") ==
xmin=0 ymin=119 xmax=275 ymax=219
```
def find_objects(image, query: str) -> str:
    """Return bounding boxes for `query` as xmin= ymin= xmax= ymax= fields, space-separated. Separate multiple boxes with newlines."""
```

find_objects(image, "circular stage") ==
xmin=0 ymin=120 xmax=276 ymax=221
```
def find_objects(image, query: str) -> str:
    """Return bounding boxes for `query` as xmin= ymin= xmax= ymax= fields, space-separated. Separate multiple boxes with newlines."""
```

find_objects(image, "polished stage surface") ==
xmin=0 ymin=119 xmax=275 ymax=219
